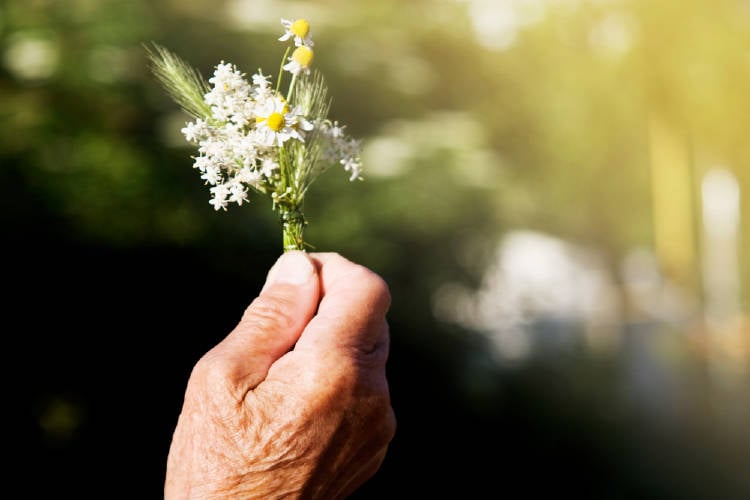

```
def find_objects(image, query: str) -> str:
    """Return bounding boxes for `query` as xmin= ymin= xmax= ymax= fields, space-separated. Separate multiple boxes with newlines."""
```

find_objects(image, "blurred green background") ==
xmin=6 ymin=0 xmax=749 ymax=497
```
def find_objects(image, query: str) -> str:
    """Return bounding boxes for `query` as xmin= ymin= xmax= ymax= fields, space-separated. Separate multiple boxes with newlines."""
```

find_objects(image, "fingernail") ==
xmin=265 ymin=251 xmax=314 ymax=286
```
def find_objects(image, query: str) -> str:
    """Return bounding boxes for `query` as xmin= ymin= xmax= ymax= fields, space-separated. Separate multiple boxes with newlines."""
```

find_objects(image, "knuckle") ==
xmin=379 ymin=402 xmax=397 ymax=443
xmin=186 ymin=353 xmax=239 ymax=401
xmin=320 ymin=354 xmax=392 ymax=402
xmin=386 ymin=404 xmax=397 ymax=433
xmin=353 ymin=265 xmax=391 ymax=304
xmin=356 ymin=380 xmax=396 ymax=445
xmin=191 ymin=352 xmax=229 ymax=384
xmin=301 ymin=353 xmax=396 ymax=444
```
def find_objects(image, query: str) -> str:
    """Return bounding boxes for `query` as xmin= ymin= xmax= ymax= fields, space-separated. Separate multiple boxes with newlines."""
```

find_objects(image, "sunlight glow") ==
xmin=589 ymin=12 xmax=637 ymax=59
xmin=224 ymin=0 xmax=329 ymax=31
xmin=363 ymin=112 xmax=499 ymax=180
xmin=3 ymin=34 xmax=58 ymax=80
xmin=434 ymin=230 xmax=621 ymax=363
xmin=465 ymin=0 xmax=547 ymax=51
xmin=701 ymin=168 xmax=741 ymax=329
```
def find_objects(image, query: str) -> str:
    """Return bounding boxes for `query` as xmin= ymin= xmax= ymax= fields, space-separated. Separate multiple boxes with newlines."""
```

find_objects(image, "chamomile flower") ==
xmin=283 ymin=45 xmax=314 ymax=76
xmin=254 ymin=95 xmax=310 ymax=147
xmin=279 ymin=18 xmax=314 ymax=47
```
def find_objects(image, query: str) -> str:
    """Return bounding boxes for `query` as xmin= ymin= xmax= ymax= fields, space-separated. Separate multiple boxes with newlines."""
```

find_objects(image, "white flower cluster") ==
xmin=320 ymin=120 xmax=363 ymax=181
xmin=179 ymin=19 xmax=363 ymax=211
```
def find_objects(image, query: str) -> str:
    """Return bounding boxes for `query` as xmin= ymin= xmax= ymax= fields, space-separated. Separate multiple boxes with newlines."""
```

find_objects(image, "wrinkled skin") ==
xmin=165 ymin=252 xmax=396 ymax=499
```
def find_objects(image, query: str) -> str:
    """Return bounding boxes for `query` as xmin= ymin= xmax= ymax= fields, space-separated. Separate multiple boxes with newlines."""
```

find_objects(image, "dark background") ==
xmin=6 ymin=1 xmax=749 ymax=498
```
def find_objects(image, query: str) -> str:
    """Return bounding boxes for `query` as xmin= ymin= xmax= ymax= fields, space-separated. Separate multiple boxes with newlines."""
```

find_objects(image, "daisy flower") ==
xmin=254 ymin=95 xmax=312 ymax=147
xmin=283 ymin=45 xmax=314 ymax=76
xmin=278 ymin=18 xmax=314 ymax=47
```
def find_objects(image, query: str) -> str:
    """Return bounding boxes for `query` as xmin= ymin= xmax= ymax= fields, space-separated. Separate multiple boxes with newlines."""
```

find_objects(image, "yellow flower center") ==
xmin=292 ymin=46 xmax=314 ymax=68
xmin=266 ymin=112 xmax=285 ymax=132
xmin=291 ymin=19 xmax=310 ymax=39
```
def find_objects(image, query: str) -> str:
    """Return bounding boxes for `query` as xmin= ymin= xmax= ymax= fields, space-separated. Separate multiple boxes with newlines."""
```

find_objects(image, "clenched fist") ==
xmin=164 ymin=252 xmax=396 ymax=499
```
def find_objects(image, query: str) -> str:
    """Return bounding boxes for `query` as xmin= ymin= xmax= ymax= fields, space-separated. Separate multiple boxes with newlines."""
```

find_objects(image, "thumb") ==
xmin=206 ymin=251 xmax=320 ymax=394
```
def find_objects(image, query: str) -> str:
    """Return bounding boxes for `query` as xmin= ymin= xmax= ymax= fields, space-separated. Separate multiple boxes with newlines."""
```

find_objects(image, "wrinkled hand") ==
xmin=164 ymin=252 xmax=396 ymax=499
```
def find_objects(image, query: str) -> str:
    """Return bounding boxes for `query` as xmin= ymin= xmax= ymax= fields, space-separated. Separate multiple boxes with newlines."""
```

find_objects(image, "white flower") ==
xmin=327 ymin=121 xmax=346 ymax=139
xmin=209 ymin=183 xmax=230 ymax=211
xmin=297 ymin=115 xmax=313 ymax=132
xmin=279 ymin=18 xmax=314 ymax=47
xmin=182 ymin=118 xmax=209 ymax=143
xmin=200 ymin=163 xmax=223 ymax=185
xmin=251 ymin=70 xmax=273 ymax=101
xmin=226 ymin=177 xmax=249 ymax=205
xmin=193 ymin=154 xmax=212 ymax=173
xmin=238 ymin=139 xmax=260 ymax=170
xmin=205 ymin=62 xmax=254 ymax=126
xmin=341 ymin=155 xmax=363 ymax=181
xmin=283 ymin=45 xmax=314 ymax=76
xmin=259 ymin=157 xmax=279 ymax=178
xmin=338 ymin=136 xmax=363 ymax=181
xmin=319 ymin=120 xmax=363 ymax=181
xmin=236 ymin=166 xmax=263 ymax=188
xmin=253 ymin=95 xmax=309 ymax=147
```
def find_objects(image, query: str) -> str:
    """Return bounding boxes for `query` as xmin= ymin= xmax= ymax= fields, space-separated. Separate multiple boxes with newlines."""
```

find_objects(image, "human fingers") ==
xmin=197 ymin=251 xmax=320 ymax=399
xmin=295 ymin=252 xmax=391 ymax=357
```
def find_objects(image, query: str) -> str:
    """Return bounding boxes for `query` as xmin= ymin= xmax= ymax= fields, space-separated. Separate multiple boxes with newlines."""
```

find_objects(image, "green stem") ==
xmin=275 ymin=46 xmax=291 ymax=95
xmin=286 ymin=73 xmax=297 ymax=102
xmin=280 ymin=206 xmax=306 ymax=252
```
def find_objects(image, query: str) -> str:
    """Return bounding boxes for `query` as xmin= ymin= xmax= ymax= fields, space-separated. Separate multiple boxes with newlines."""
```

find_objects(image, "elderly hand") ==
xmin=164 ymin=251 xmax=396 ymax=499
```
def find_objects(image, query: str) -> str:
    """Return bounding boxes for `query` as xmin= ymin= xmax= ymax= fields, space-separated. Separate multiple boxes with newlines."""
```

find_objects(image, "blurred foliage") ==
xmin=4 ymin=0 xmax=750 ymax=497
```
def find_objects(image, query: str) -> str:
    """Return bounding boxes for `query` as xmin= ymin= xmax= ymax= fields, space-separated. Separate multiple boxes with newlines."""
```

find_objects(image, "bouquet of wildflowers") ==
xmin=148 ymin=18 xmax=362 ymax=251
